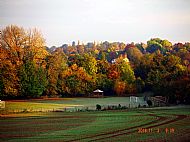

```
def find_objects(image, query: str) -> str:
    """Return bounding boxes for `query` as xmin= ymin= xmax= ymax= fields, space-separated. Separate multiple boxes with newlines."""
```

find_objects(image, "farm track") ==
xmin=67 ymin=113 xmax=187 ymax=142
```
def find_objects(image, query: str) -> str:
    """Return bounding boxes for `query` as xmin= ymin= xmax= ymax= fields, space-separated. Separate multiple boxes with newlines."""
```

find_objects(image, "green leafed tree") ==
xmin=45 ymin=48 xmax=67 ymax=96
xmin=19 ymin=60 xmax=47 ymax=98
xmin=125 ymin=45 xmax=143 ymax=63
xmin=113 ymin=59 xmax=136 ymax=95
xmin=146 ymin=54 xmax=187 ymax=101
xmin=147 ymin=38 xmax=167 ymax=54
xmin=58 ymin=64 xmax=95 ymax=96
xmin=72 ymin=53 xmax=97 ymax=76
xmin=161 ymin=39 xmax=172 ymax=49
xmin=117 ymin=60 xmax=135 ymax=84
xmin=0 ymin=25 xmax=48 ymax=98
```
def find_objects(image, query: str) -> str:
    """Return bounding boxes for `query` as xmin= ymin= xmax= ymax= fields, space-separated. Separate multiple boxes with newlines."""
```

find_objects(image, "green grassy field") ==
xmin=0 ymin=97 xmax=147 ymax=114
xmin=0 ymin=98 xmax=190 ymax=142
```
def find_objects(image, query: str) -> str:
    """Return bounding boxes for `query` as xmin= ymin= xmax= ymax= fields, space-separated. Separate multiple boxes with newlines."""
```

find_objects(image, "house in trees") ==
xmin=91 ymin=89 xmax=104 ymax=98
xmin=111 ymin=54 xmax=129 ymax=64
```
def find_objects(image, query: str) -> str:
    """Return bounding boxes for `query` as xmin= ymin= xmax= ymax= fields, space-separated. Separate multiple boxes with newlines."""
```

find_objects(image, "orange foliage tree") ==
xmin=0 ymin=25 xmax=48 ymax=98
xmin=58 ymin=64 xmax=95 ymax=96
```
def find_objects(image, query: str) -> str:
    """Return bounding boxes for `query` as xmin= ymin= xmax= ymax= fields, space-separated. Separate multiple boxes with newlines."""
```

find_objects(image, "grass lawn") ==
xmin=0 ymin=98 xmax=190 ymax=142
xmin=0 ymin=97 xmax=147 ymax=114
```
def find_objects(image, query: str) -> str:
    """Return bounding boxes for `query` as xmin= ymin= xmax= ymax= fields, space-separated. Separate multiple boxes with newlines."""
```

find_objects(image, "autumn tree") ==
xmin=114 ymin=80 xmax=126 ymax=96
xmin=134 ymin=54 xmax=154 ymax=81
xmin=45 ymin=48 xmax=67 ymax=96
xmin=108 ymin=64 xmax=120 ymax=80
xmin=117 ymin=59 xmax=136 ymax=94
xmin=108 ymin=57 xmax=136 ymax=95
xmin=0 ymin=25 xmax=48 ymax=98
xmin=124 ymin=43 xmax=143 ymax=63
xmin=147 ymin=38 xmax=167 ymax=54
xmin=96 ymin=55 xmax=114 ymax=95
xmin=136 ymin=53 xmax=187 ymax=102
xmin=97 ymin=58 xmax=110 ymax=74
xmin=161 ymin=39 xmax=172 ymax=50
xmin=70 ymin=53 xmax=97 ymax=76
xmin=135 ymin=43 xmax=147 ymax=53
xmin=58 ymin=64 xmax=95 ymax=96
xmin=116 ymin=59 xmax=135 ymax=84
xmin=0 ymin=25 xmax=26 ymax=97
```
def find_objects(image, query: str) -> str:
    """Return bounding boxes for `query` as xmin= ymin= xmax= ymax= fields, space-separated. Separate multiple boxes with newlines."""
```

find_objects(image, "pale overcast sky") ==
xmin=0 ymin=0 xmax=190 ymax=46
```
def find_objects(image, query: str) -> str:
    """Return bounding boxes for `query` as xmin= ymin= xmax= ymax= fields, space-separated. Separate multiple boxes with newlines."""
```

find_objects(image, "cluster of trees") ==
xmin=0 ymin=25 xmax=190 ymax=104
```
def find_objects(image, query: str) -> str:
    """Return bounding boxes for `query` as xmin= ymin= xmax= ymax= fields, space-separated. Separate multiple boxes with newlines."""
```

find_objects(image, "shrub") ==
xmin=147 ymin=100 xmax=153 ymax=107
xmin=96 ymin=104 xmax=101 ymax=110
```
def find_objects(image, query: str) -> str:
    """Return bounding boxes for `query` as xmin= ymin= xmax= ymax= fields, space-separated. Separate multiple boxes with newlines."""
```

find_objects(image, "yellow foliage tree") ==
xmin=0 ymin=25 xmax=48 ymax=97
xmin=114 ymin=80 xmax=126 ymax=96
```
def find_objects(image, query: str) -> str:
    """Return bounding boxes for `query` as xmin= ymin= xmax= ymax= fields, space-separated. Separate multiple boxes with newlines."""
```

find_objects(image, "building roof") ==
xmin=93 ymin=89 xmax=103 ymax=93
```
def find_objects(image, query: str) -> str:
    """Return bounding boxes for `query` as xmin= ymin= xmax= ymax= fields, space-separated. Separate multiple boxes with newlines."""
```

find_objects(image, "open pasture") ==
xmin=0 ymin=97 xmax=146 ymax=114
xmin=0 ymin=98 xmax=190 ymax=142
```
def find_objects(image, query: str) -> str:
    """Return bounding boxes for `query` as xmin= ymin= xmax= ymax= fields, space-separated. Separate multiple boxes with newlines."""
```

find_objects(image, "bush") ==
xmin=147 ymin=100 xmax=153 ymax=107
xmin=96 ymin=104 xmax=101 ymax=110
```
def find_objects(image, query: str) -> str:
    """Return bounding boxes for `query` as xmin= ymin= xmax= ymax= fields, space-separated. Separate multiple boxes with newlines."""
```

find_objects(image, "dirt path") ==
xmin=88 ymin=115 xmax=186 ymax=142
xmin=67 ymin=113 xmax=187 ymax=142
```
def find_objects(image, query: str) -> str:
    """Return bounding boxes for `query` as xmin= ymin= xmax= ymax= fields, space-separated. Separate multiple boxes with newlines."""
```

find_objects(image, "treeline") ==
xmin=0 ymin=25 xmax=190 ymax=104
